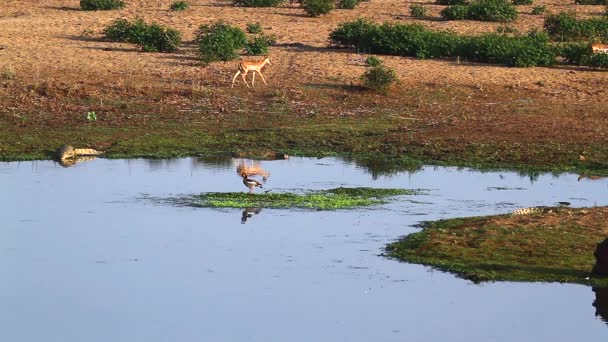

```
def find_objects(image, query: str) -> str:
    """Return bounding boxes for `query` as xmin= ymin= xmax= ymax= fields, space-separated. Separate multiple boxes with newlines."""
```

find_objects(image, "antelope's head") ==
xmin=264 ymin=56 xmax=271 ymax=65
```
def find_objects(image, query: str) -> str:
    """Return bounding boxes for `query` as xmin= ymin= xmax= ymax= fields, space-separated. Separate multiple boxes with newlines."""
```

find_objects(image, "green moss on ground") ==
xmin=385 ymin=207 xmax=608 ymax=286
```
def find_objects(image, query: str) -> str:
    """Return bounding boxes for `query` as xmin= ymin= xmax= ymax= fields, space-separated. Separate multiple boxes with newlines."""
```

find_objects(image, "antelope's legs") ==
xmin=231 ymin=70 xmax=241 ymax=88
xmin=256 ymin=70 xmax=268 ymax=86
xmin=252 ymin=71 xmax=256 ymax=87
xmin=241 ymin=70 xmax=250 ymax=88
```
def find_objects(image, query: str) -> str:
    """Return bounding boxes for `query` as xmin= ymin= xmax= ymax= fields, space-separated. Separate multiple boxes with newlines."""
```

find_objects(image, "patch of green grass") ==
xmin=185 ymin=187 xmax=418 ymax=210
xmin=385 ymin=208 xmax=608 ymax=286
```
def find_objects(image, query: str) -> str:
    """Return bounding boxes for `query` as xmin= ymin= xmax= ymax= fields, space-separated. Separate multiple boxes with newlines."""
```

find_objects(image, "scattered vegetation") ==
xmin=441 ymin=0 xmax=518 ymax=22
xmin=544 ymin=12 xmax=608 ymax=42
xmin=245 ymin=33 xmax=277 ymax=55
xmin=196 ymin=21 xmax=247 ymax=62
xmin=511 ymin=0 xmax=532 ymax=5
xmin=410 ymin=4 xmax=427 ymax=18
xmin=233 ymin=0 xmax=284 ymax=6
xmin=531 ymin=5 xmax=545 ymax=15
xmin=574 ymin=0 xmax=607 ymax=4
xmin=102 ymin=18 xmax=181 ymax=52
xmin=436 ymin=0 xmax=468 ymax=4
xmin=184 ymin=187 xmax=418 ymax=210
xmin=385 ymin=207 xmax=608 ymax=286
xmin=361 ymin=65 xmax=398 ymax=91
xmin=80 ymin=0 xmax=125 ymax=10
xmin=365 ymin=55 xmax=382 ymax=67
xmin=337 ymin=0 xmax=362 ymax=9
xmin=330 ymin=20 xmax=555 ymax=67
xmin=302 ymin=0 xmax=335 ymax=17
xmin=170 ymin=0 xmax=189 ymax=11
xmin=246 ymin=22 xmax=263 ymax=34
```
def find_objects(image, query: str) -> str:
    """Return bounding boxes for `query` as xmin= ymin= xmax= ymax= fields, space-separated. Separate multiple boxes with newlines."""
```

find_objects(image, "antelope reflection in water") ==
xmin=241 ymin=208 xmax=262 ymax=224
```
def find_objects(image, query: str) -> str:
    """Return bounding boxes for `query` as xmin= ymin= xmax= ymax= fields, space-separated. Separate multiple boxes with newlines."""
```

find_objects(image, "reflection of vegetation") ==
xmin=345 ymin=156 xmax=423 ymax=180
xmin=385 ymin=207 xmax=608 ymax=286
xmin=192 ymin=154 xmax=234 ymax=170
xmin=186 ymin=187 xmax=420 ymax=210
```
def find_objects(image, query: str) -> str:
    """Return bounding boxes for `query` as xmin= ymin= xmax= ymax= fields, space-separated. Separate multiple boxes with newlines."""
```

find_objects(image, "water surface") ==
xmin=1 ymin=157 xmax=608 ymax=341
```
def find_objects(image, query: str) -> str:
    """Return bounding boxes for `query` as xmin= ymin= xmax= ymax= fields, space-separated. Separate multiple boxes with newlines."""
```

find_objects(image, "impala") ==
xmin=592 ymin=43 xmax=608 ymax=54
xmin=231 ymin=56 xmax=271 ymax=88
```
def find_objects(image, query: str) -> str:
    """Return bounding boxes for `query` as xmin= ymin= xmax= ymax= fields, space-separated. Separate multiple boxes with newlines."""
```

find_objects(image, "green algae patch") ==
xmin=385 ymin=207 xmax=608 ymax=286
xmin=188 ymin=187 xmax=420 ymax=210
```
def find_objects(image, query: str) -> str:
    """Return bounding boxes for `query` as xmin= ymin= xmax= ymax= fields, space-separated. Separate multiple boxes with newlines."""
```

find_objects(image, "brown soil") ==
xmin=1 ymin=0 xmax=607 ymax=161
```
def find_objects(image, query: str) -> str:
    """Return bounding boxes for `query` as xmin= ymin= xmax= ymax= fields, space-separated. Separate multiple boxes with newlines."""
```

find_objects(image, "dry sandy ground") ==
xmin=0 ymin=0 xmax=607 ymax=94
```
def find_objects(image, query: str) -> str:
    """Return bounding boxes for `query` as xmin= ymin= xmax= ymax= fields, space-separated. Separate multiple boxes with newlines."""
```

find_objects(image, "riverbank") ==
xmin=386 ymin=206 xmax=608 ymax=286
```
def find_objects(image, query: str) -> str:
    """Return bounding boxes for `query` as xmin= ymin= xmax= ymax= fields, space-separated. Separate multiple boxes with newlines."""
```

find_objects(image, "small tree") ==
xmin=80 ymin=0 xmax=125 ymax=10
xmin=361 ymin=65 xmax=397 ymax=91
xmin=302 ymin=0 xmax=334 ymax=17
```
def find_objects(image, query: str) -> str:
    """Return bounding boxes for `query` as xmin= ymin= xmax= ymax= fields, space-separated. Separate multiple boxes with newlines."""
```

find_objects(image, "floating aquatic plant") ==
xmin=185 ymin=187 xmax=421 ymax=210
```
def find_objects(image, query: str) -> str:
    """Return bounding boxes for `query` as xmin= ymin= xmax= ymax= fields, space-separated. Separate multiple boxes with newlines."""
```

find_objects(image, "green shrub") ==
xmin=458 ymin=30 xmax=554 ymax=66
xmin=585 ymin=52 xmax=608 ymax=68
xmin=329 ymin=19 xmax=555 ymax=67
xmin=365 ymin=55 xmax=382 ymax=66
xmin=302 ymin=0 xmax=334 ymax=17
xmin=80 ymin=0 xmax=125 ymax=10
xmin=531 ymin=5 xmax=545 ymax=15
xmin=361 ymin=65 xmax=397 ymax=91
xmin=102 ymin=19 xmax=181 ymax=52
xmin=557 ymin=42 xmax=591 ymax=64
xmin=233 ymin=0 xmax=283 ymax=6
xmin=443 ymin=0 xmax=518 ymax=22
xmin=170 ymin=1 xmax=189 ymax=11
xmin=436 ymin=0 xmax=468 ymax=4
xmin=496 ymin=25 xmax=518 ymax=34
xmin=511 ymin=0 xmax=532 ymax=5
xmin=197 ymin=21 xmax=247 ymax=62
xmin=329 ymin=18 xmax=376 ymax=47
xmin=337 ymin=0 xmax=361 ymax=9
xmin=410 ymin=5 xmax=427 ymax=17
xmin=574 ymin=0 xmax=607 ymax=4
xmin=466 ymin=0 xmax=518 ymax=22
xmin=102 ymin=18 xmax=133 ymax=42
xmin=441 ymin=5 xmax=470 ymax=20
xmin=246 ymin=22 xmax=263 ymax=34
xmin=544 ymin=12 xmax=608 ymax=42
xmin=245 ymin=34 xmax=277 ymax=55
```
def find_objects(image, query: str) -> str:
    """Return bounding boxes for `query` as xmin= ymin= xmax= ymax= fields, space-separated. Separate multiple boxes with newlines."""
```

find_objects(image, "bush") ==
xmin=329 ymin=19 xmax=555 ymax=67
xmin=585 ymin=52 xmax=608 ymax=68
xmin=302 ymin=0 xmax=334 ymax=17
xmin=197 ymin=21 xmax=247 ymax=62
xmin=466 ymin=0 xmax=518 ymax=22
xmin=245 ymin=34 xmax=277 ymax=55
xmin=246 ymin=22 xmax=263 ymax=34
xmin=544 ymin=12 xmax=608 ymax=42
xmin=531 ymin=5 xmax=545 ymax=15
xmin=441 ymin=5 xmax=470 ymax=20
xmin=557 ymin=42 xmax=591 ymax=64
xmin=102 ymin=19 xmax=181 ymax=52
xmin=365 ymin=55 xmax=382 ymax=66
xmin=410 ymin=5 xmax=427 ymax=17
xmin=170 ymin=1 xmax=189 ymax=11
xmin=436 ymin=0 xmax=468 ymax=4
xmin=443 ymin=0 xmax=518 ymax=22
xmin=233 ymin=0 xmax=283 ymax=6
xmin=337 ymin=0 xmax=361 ymax=9
xmin=511 ymin=0 xmax=532 ymax=5
xmin=459 ymin=30 xmax=555 ymax=66
xmin=574 ymin=0 xmax=607 ymax=4
xmin=329 ymin=18 xmax=376 ymax=47
xmin=102 ymin=18 xmax=133 ymax=42
xmin=361 ymin=65 xmax=397 ymax=91
xmin=80 ymin=0 xmax=125 ymax=10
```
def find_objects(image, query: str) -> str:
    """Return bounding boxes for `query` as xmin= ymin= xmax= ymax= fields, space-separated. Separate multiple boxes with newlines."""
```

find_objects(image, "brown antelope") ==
xmin=591 ymin=43 xmax=608 ymax=54
xmin=231 ymin=56 xmax=271 ymax=88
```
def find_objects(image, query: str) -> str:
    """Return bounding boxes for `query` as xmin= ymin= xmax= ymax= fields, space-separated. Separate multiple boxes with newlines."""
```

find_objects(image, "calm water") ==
xmin=1 ymin=157 xmax=608 ymax=342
